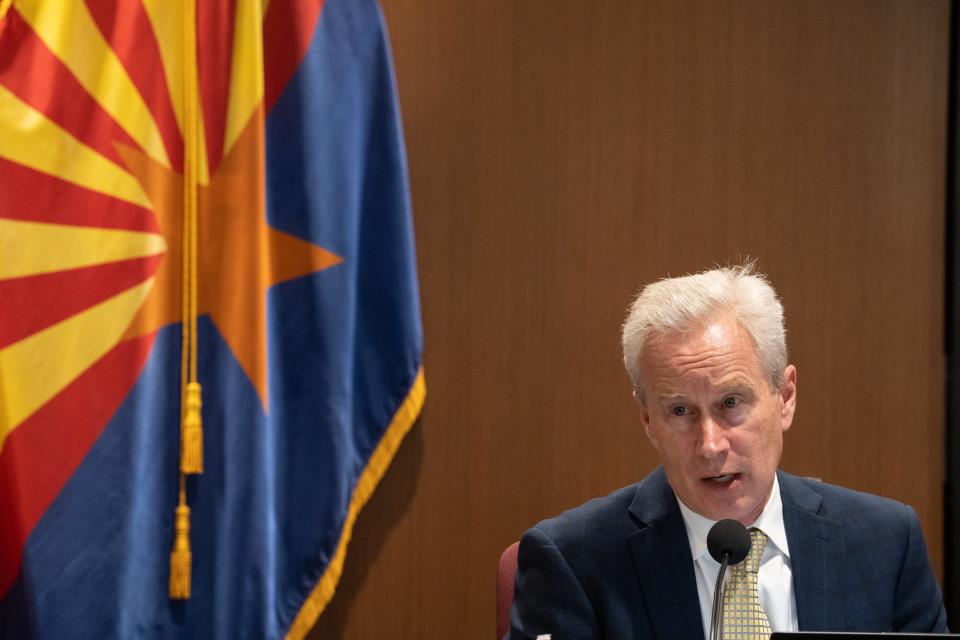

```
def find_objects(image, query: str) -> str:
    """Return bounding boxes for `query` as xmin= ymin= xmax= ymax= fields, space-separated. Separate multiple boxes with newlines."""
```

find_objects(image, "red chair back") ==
xmin=497 ymin=541 xmax=520 ymax=639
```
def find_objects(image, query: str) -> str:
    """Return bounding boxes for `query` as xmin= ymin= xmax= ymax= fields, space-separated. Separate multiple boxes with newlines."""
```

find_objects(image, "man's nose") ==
xmin=695 ymin=415 xmax=729 ymax=459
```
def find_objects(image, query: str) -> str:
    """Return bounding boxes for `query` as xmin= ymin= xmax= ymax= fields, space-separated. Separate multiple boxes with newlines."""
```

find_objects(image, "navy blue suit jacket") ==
xmin=508 ymin=467 xmax=947 ymax=639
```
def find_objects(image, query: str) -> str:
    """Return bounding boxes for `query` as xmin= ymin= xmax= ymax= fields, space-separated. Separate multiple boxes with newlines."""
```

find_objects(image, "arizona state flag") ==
xmin=0 ymin=0 xmax=424 ymax=637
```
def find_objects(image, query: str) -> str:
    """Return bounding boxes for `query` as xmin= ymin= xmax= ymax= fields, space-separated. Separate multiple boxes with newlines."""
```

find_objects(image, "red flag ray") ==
xmin=262 ymin=0 xmax=326 ymax=113
xmin=0 ymin=255 xmax=162 ymax=350
xmin=197 ymin=0 xmax=237 ymax=173
xmin=0 ymin=158 xmax=158 ymax=233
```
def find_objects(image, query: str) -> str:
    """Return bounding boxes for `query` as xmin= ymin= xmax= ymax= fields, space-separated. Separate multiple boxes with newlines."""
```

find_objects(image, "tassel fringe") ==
xmin=169 ymin=503 xmax=192 ymax=599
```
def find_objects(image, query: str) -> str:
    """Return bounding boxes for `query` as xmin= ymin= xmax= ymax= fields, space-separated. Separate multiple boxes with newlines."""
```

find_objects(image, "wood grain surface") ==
xmin=309 ymin=2 xmax=951 ymax=637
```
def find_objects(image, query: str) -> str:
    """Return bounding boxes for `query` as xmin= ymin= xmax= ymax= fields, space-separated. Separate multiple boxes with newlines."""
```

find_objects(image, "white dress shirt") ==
xmin=676 ymin=475 xmax=799 ymax=639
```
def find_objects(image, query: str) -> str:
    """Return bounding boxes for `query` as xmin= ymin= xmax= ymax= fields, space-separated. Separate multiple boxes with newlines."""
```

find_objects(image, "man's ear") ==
xmin=779 ymin=365 xmax=797 ymax=432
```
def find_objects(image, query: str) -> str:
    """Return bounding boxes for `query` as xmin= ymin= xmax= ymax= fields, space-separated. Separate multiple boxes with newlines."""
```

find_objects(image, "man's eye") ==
xmin=670 ymin=406 xmax=687 ymax=417
xmin=722 ymin=396 xmax=740 ymax=409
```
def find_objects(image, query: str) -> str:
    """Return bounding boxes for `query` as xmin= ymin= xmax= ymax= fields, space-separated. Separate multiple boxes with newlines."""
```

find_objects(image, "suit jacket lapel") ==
xmin=627 ymin=467 xmax=704 ymax=640
xmin=779 ymin=471 xmax=844 ymax=631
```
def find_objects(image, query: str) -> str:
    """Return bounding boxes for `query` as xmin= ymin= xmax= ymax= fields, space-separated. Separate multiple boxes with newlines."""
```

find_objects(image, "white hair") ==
xmin=621 ymin=263 xmax=787 ymax=396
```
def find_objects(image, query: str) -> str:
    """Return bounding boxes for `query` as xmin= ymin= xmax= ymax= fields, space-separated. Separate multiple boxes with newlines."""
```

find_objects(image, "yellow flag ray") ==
xmin=0 ymin=279 xmax=153 ymax=454
xmin=0 ymin=219 xmax=166 ymax=279
xmin=15 ymin=0 xmax=172 ymax=171
xmin=0 ymin=85 xmax=151 ymax=209
xmin=140 ymin=0 xmax=211 ymax=185
xmin=223 ymin=0 xmax=265 ymax=157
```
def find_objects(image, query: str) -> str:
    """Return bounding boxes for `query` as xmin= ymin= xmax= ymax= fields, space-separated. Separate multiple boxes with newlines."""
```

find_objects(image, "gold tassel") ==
xmin=181 ymin=382 xmax=203 ymax=474
xmin=169 ymin=502 xmax=192 ymax=599
xmin=168 ymin=0 xmax=200 ymax=603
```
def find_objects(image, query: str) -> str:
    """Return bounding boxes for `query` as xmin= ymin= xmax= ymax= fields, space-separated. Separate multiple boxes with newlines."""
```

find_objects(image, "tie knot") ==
xmin=743 ymin=528 xmax=767 ymax=574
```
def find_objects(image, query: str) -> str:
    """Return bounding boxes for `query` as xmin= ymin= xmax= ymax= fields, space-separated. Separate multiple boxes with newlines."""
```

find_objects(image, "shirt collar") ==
xmin=676 ymin=474 xmax=790 ymax=563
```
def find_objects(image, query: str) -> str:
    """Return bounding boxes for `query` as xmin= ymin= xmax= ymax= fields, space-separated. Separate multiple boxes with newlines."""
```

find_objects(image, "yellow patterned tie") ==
xmin=721 ymin=528 xmax=771 ymax=639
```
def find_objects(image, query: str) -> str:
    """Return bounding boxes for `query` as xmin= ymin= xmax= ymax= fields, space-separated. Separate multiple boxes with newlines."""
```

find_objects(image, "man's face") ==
xmin=637 ymin=313 xmax=797 ymax=525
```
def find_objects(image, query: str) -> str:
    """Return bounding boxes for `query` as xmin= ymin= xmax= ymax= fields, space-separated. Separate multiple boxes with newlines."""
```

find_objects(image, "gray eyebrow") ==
xmin=653 ymin=380 xmax=757 ymax=404
xmin=654 ymin=393 xmax=687 ymax=404
xmin=717 ymin=380 xmax=758 ymax=395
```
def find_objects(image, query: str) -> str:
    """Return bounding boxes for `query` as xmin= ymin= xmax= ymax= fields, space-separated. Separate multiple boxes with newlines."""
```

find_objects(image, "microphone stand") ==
xmin=709 ymin=552 xmax=730 ymax=640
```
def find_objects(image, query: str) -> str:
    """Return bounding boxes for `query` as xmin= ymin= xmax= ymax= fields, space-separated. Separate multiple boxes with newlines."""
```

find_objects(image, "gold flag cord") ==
xmin=170 ymin=0 xmax=202 ymax=601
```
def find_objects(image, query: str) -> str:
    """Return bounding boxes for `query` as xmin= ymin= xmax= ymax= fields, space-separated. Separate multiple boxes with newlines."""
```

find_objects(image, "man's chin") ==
xmin=686 ymin=482 xmax=758 ymax=522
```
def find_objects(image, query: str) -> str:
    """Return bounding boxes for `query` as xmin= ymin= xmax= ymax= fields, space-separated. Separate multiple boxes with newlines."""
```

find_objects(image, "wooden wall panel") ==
xmin=309 ymin=2 xmax=951 ymax=637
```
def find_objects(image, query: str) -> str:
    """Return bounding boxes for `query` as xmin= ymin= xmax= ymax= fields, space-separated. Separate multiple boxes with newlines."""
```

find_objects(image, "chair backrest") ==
xmin=497 ymin=541 xmax=520 ymax=639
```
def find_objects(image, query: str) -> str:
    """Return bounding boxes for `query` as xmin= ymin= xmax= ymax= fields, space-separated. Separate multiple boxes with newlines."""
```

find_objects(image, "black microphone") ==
xmin=707 ymin=519 xmax=751 ymax=564
xmin=706 ymin=519 xmax=751 ymax=640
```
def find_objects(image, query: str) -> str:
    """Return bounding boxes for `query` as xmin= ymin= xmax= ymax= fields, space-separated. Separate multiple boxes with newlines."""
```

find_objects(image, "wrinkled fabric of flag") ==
xmin=0 ymin=0 xmax=424 ymax=637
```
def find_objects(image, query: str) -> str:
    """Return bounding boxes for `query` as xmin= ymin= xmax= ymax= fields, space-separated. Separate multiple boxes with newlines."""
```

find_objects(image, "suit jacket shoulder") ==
xmin=777 ymin=471 xmax=947 ymax=632
xmin=509 ymin=467 xmax=703 ymax=640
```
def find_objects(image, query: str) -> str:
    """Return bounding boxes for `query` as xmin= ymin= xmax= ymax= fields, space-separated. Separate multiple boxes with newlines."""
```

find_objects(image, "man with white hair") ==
xmin=508 ymin=264 xmax=947 ymax=640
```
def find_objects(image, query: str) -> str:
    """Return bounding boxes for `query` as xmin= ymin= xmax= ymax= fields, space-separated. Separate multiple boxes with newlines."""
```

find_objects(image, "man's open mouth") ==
xmin=703 ymin=473 xmax=740 ymax=485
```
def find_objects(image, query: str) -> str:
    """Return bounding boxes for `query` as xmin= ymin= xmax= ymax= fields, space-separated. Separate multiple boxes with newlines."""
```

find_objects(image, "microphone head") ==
xmin=707 ymin=519 xmax=751 ymax=564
